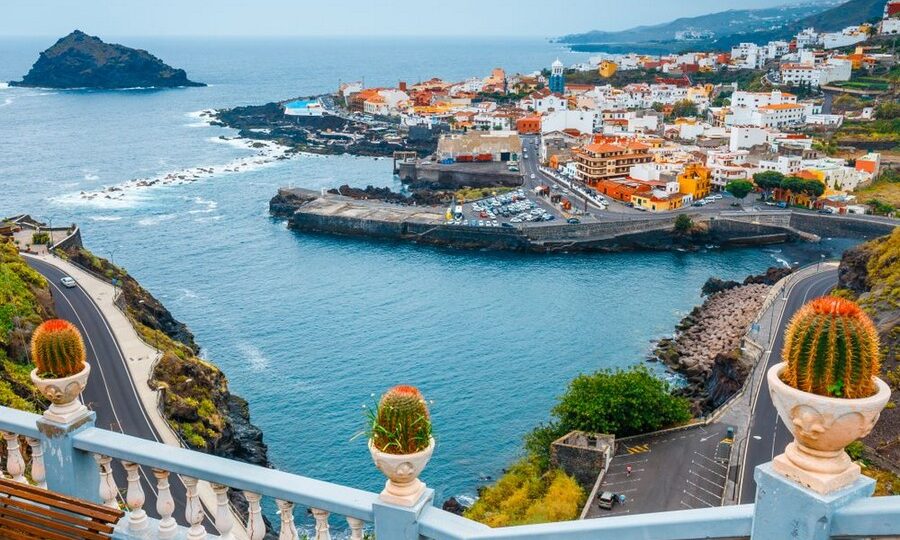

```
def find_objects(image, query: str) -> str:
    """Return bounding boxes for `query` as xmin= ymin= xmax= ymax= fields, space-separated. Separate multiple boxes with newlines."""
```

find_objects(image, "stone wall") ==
xmin=398 ymin=161 xmax=523 ymax=188
xmin=550 ymin=431 xmax=615 ymax=491
xmin=789 ymin=213 xmax=896 ymax=239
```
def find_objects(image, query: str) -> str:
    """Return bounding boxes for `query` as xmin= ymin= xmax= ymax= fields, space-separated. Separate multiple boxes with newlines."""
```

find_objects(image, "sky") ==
xmin=0 ymin=0 xmax=836 ymax=37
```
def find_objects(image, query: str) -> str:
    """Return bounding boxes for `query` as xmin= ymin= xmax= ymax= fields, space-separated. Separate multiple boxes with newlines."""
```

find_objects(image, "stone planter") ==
xmin=369 ymin=437 xmax=435 ymax=506
xmin=30 ymin=363 xmax=91 ymax=424
xmin=767 ymin=362 xmax=890 ymax=494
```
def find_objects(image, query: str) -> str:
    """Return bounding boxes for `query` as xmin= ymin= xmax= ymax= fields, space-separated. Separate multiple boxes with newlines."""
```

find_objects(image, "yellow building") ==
xmin=631 ymin=192 xmax=684 ymax=211
xmin=678 ymin=164 xmax=711 ymax=200
xmin=599 ymin=60 xmax=617 ymax=78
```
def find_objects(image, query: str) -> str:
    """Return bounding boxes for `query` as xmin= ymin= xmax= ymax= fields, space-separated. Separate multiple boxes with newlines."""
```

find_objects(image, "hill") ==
xmin=10 ymin=30 xmax=205 ymax=89
xmin=559 ymin=0 xmax=883 ymax=54
xmin=559 ymin=1 xmax=836 ymax=46
xmin=709 ymin=0 xmax=887 ymax=49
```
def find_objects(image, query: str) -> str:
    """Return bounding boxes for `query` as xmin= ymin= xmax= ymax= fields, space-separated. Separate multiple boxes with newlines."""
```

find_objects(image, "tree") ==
xmin=674 ymin=214 xmax=693 ymax=234
xmin=726 ymin=180 xmax=754 ymax=201
xmin=671 ymin=99 xmax=698 ymax=118
xmin=866 ymin=198 xmax=895 ymax=216
xmin=802 ymin=179 xmax=825 ymax=198
xmin=752 ymin=171 xmax=785 ymax=199
xmin=551 ymin=366 xmax=692 ymax=438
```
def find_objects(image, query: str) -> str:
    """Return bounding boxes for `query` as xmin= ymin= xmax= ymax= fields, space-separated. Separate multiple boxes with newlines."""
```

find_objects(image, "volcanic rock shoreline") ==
xmin=653 ymin=266 xmax=793 ymax=414
xmin=211 ymin=100 xmax=439 ymax=157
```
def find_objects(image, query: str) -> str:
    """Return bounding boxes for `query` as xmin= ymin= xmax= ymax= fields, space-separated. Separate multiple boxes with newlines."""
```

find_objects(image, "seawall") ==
xmin=272 ymin=188 xmax=898 ymax=253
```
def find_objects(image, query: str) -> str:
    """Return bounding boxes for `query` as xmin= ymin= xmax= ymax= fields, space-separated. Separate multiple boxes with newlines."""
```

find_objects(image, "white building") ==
xmin=881 ymin=18 xmax=900 ymax=34
xmin=783 ymin=57 xmax=852 ymax=87
xmin=540 ymin=110 xmax=598 ymax=134
xmin=706 ymin=150 xmax=752 ymax=190
xmin=795 ymin=28 xmax=820 ymax=49
xmin=727 ymin=90 xmax=802 ymax=127
xmin=822 ymin=26 xmax=869 ymax=49
xmin=755 ymin=155 xmax=802 ymax=175
xmin=730 ymin=126 xmax=782 ymax=151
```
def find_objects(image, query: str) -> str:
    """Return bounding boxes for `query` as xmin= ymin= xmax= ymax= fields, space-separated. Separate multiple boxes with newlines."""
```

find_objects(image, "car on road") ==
xmin=530 ymin=174 xmax=536 ymax=179
xmin=566 ymin=217 xmax=580 ymax=224
xmin=597 ymin=491 xmax=616 ymax=510
xmin=60 ymin=276 xmax=77 ymax=288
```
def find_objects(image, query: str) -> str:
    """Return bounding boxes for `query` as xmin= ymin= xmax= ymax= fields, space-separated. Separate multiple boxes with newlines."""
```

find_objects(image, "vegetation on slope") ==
xmin=837 ymin=228 xmax=900 ymax=467
xmin=0 ymin=238 xmax=52 ymax=412
xmin=55 ymin=245 xmax=266 ymax=464
xmin=466 ymin=366 xmax=690 ymax=526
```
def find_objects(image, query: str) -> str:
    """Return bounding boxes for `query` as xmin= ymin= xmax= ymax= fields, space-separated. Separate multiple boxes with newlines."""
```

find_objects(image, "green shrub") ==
xmin=552 ymin=366 xmax=692 ymax=437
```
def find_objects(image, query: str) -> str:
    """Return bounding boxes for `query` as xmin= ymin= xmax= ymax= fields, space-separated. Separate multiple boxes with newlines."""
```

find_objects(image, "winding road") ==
xmin=25 ymin=256 xmax=216 ymax=530
xmin=737 ymin=267 xmax=839 ymax=503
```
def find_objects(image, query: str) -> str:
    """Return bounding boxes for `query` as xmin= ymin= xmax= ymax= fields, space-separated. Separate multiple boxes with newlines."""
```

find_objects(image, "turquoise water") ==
xmin=0 ymin=37 xmax=857 ymax=507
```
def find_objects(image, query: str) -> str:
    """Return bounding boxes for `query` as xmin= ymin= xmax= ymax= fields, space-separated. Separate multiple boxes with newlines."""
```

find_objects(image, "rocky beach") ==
xmin=654 ymin=267 xmax=793 ymax=413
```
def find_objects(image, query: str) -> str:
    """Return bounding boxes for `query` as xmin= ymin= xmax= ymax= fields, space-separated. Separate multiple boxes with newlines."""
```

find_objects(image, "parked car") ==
xmin=60 ymin=276 xmax=77 ymax=288
xmin=598 ymin=491 xmax=616 ymax=510
xmin=566 ymin=217 xmax=581 ymax=224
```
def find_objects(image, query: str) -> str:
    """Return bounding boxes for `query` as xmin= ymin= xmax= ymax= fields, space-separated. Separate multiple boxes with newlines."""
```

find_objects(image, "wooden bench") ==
xmin=0 ymin=477 xmax=124 ymax=539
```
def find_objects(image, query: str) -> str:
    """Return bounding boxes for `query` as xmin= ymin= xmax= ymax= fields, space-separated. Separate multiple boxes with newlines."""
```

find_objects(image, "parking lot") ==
xmin=447 ymin=187 xmax=585 ymax=229
xmin=585 ymin=423 xmax=734 ymax=518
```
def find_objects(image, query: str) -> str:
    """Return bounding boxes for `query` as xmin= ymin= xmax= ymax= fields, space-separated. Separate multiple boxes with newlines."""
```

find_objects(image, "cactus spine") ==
xmin=31 ymin=319 xmax=87 ymax=378
xmin=782 ymin=296 xmax=880 ymax=398
xmin=372 ymin=385 xmax=432 ymax=454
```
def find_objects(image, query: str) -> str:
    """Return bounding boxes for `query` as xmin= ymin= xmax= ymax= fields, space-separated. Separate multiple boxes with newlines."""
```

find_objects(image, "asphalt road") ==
xmin=737 ymin=267 xmax=839 ymax=503
xmin=588 ymin=423 xmax=733 ymax=518
xmin=26 ymin=257 xmax=215 ymax=530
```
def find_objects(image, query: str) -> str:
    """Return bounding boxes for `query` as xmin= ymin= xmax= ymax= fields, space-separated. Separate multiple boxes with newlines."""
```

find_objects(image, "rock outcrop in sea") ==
xmin=10 ymin=30 xmax=205 ymax=89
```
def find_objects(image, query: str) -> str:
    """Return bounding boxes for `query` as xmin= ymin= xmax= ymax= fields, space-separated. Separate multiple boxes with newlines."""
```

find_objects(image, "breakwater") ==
xmin=271 ymin=188 xmax=897 ymax=253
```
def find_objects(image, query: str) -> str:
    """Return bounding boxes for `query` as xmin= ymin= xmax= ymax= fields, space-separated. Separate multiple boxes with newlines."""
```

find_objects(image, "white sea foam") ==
xmin=88 ymin=215 xmax=123 ymax=222
xmin=61 ymin=137 xmax=290 ymax=206
xmin=184 ymin=109 xmax=216 ymax=127
xmin=83 ymin=173 xmax=100 ymax=181
xmin=137 ymin=213 xmax=177 ymax=226
xmin=187 ymin=196 xmax=218 ymax=214
xmin=0 ymin=83 xmax=9 ymax=89
xmin=0 ymin=98 xmax=12 ymax=107
xmin=237 ymin=342 xmax=269 ymax=372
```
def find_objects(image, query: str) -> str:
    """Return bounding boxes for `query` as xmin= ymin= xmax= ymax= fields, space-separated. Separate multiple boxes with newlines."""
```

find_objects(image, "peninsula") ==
xmin=10 ymin=30 xmax=205 ymax=89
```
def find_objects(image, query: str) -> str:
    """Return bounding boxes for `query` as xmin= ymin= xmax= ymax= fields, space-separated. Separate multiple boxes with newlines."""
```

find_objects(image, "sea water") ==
xmin=0 ymin=37 xmax=858 ymax=511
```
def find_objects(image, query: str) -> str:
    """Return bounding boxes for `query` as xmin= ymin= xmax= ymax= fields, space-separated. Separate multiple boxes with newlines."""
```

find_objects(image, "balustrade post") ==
xmin=211 ymin=483 xmax=234 ymax=540
xmin=244 ymin=491 xmax=266 ymax=540
xmin=121 ymin=461 xmax=148 ymax=531
xmin=750 ymin=462 xmax=875 ymax=540
xmin=93 ymin=454 xmax=118 ymax=508
xmin=183 ymin=476 xmax=207 ymax=540
xmin=153 ymin=469 xmax=177 ymax=539
xmin=373 ymin=488 xmax=433 ymax=540
xmin=24 ymin=437 xmax=46 ymax=488
xmin=311 ymin=508 xmax=331 ymax=540
xmin=38 ymin=413 xmax=99 ymax=502
xmin=346 ymin=516 xmax=365 ymax=540
xmin=2 ymin=432 xmax=26 ymax=483
xmin=276 ymin=499 xmax=298 ymax=540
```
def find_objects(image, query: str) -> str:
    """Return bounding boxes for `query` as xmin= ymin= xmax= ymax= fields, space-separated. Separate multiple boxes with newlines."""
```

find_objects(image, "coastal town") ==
xmin=219 ymin=2 xmax=899 ymax=237
xmin=1 ymin=1 xmax=899 ymax=539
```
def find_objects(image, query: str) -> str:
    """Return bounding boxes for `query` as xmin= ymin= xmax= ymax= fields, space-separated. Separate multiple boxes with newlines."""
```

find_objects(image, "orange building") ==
xmin=573 ymin=140 xmax=653 ymax=185
xmin=593 ymin=178 xmax=651 ymax=203
xmin=516 ymin=116 xmax=541 ymax=134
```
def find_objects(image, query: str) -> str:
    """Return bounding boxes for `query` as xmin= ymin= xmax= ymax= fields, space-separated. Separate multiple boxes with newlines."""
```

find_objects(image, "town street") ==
xmin=25 ymin=256 xmax=218 ymax=531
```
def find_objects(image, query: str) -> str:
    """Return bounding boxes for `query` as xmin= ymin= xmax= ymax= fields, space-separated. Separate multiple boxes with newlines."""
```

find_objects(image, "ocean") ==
xmin=0 ymin=36 xmax=856 ymax=515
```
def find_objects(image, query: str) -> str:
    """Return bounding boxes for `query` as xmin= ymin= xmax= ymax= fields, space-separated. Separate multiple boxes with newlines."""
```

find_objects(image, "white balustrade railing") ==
xmin=0 ymin=404 xmax=898 ymax=540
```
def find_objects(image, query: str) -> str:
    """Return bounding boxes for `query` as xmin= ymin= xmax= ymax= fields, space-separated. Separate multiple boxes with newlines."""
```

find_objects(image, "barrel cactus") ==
xmin=782 ymin=296 xmax=880 ymax=399
xmin=31 ymin=319 xmax=87 ymax=378
xmin=371 ymin=385 xmax=432 ymax=454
